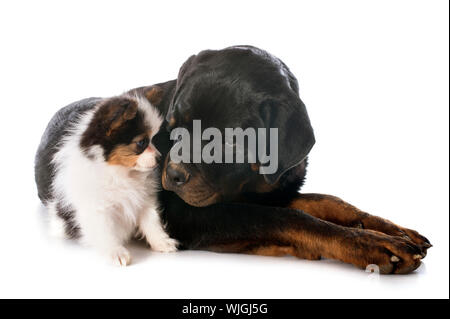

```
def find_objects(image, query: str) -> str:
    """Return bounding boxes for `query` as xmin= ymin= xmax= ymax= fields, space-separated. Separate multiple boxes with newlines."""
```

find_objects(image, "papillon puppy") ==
xmin=35 ymin=89 xmax=178 ymax=266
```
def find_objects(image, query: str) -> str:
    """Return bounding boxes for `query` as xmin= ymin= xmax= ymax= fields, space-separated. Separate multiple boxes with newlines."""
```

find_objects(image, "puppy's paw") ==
xmin=150 ymin=236 xmax=179 ymax=253
xmin=110 ymin=246 xmax=131 ymax=267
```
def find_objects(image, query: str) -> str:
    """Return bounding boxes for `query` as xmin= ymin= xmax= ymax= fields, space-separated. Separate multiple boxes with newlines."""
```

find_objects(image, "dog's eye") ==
xmin=136 ymin=137 xmax=149 ymax=153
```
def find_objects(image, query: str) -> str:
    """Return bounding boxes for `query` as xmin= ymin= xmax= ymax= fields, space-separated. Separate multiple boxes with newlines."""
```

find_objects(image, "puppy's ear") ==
xmin=258 ymin=97 xmax=315 ymax=184
xmin=80 ymin=97 xmax=138 ymax=149
xmin=99 ymin=97 xmax=138 ymax=136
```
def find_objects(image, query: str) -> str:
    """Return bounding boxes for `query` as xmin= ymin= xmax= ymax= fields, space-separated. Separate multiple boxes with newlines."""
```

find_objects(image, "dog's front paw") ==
xmin=360 ymin=216 xmax=432 ymax=257
xmin=342 ymin=230 xmax=424 ymax=274
xmin=150 ymin=236 xmax=179 ymax=253
xmin=110 ymin=246 xmax=131 ymax=267
xmin=397 ymin=227 xmax=432 ymax=257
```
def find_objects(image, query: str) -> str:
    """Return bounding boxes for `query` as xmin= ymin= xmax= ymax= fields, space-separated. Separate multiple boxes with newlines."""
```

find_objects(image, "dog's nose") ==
xmin=166 ymin=164 xmax=190 ymax=186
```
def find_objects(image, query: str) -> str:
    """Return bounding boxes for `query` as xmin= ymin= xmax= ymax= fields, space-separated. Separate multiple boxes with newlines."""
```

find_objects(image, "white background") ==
xmin=0 ymin=0 xmax=448 ymax=299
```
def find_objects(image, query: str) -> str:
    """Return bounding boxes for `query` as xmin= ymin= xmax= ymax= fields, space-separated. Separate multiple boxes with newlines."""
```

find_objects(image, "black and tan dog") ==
xmin=133 ymin=46 xmax=431 ymax=274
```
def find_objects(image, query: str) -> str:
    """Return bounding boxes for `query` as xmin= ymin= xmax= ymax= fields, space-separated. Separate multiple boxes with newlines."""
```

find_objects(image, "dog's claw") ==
xmin=402 ymin=235 xmax=412 ymax=241
xmin=391 ymin=255 xmax=400 ymax=262
xmin=413 ymin=254 xmax=422 ymax=260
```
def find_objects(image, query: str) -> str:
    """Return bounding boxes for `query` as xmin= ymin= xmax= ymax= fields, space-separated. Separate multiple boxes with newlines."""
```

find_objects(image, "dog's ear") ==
xmin=258 ymin=97 xmax=315 ymax=184
xmin=104 ymin=97 xmax=138 ymax=136
xmin=177 ymin=54 xmax=197 ymax=81
xmin=80 ymin=97 xmax=138 ymax=149
xmin=95 ymin=97 xmax=138 ymax=137
xmin=166 ymin=55 xmax=197 ymax=124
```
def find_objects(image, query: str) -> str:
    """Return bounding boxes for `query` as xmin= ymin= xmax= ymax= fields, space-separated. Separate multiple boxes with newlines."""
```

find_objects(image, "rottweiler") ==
xmin=131 ymin=45 xmax=431 ymax=274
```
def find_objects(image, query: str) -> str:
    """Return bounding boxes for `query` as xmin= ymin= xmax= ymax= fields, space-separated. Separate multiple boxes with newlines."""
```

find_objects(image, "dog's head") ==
xmin=80 ymin=90 xmax=163 ymax=172
xmin=162 ymin=46 xmax=315 ymax=207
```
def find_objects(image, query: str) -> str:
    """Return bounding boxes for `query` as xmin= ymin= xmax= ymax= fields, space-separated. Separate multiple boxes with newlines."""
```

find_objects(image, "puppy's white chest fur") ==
xmin=59 ymin=150 xmax=154 ymax=224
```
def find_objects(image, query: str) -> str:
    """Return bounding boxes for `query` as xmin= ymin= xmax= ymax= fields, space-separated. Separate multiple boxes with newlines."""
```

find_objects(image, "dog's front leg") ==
xmin=287 ymin=193 xmax=431 ymax=256
xmin=162 ymin=199 xmax=424 ymax=274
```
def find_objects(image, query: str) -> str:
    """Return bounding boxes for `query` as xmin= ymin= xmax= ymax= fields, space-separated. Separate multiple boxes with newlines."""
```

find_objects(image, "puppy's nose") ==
xmin=166 ymin=165 xmax=190 ymax=186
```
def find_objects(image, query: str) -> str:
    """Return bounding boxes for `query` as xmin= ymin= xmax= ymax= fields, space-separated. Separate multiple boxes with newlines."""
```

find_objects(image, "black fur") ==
xmin=167 ymin=45 xmax=314 ymax=185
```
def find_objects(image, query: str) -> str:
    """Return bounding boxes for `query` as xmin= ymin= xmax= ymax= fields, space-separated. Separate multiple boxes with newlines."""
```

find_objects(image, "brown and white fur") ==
xmin=35 ymin=92 xmax=178 ymax=266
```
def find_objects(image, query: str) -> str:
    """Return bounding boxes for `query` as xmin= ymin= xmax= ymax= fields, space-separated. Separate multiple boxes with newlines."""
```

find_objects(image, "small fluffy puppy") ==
xmin=35 ymin=90 xmax=178 ymax=266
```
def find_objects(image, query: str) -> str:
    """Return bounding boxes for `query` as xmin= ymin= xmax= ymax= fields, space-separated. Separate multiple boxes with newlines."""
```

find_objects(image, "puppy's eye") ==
xmin=135 ymin=137 xmax=149 ymax=153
